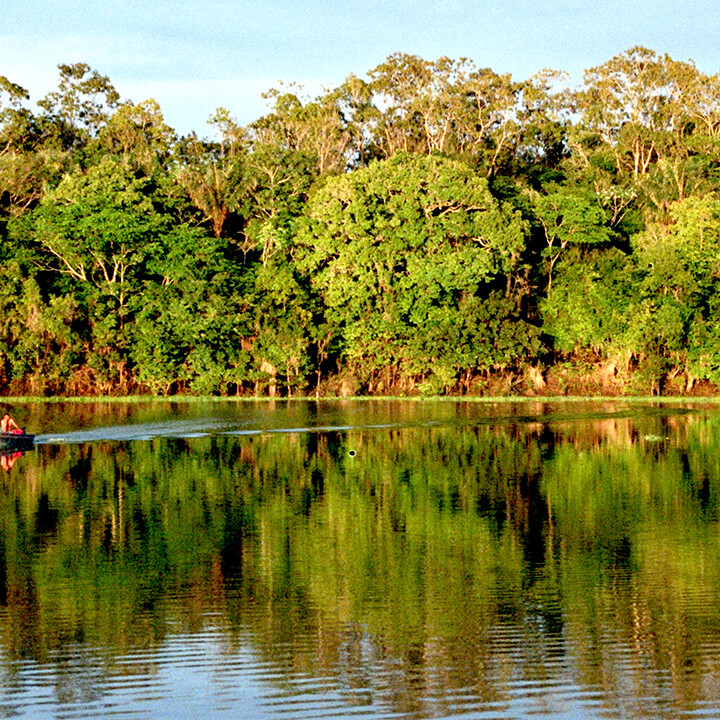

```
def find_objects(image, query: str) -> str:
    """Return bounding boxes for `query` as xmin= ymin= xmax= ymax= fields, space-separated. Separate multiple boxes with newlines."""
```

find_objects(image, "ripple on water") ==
xmin=3 ymin=615 xmax=720 ymax=720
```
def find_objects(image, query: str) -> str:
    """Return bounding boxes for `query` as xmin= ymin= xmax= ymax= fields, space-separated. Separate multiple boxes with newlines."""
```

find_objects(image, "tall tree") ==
xmin=295 ymin=153 xmax=532 ymax=388
xmin=38 ymin=63 xmax=120 ymax=144
xmin=96 ymin=99 xmax=176 ymax=174
xmin=528 ymin=184 xmax=612 ymax=289
xmin=0 ymin=75 xmax=56 ymax=221
xmin=28 ymin=157 xmax=206 ymax=378
xmin=570 ymin=46 xmax=718 ymax=214
xmin=367 ymin=53 xmax=459 ymax=157
xmin=252 ymin=87 xmax=351 ymax=175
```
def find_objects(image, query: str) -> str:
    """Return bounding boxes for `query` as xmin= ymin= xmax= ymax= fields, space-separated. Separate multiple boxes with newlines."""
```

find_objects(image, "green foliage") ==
xmin=95 ymin=99 xmax=176 ymax=174
xmin=540 ymin=248 xmax=635 ymax=356
xmin=6 ymin=47 xmax=720 ymax=395
xmin=31 ymin=157 xmax=171 ymax=304
xmin=248 ymin=262 xmax=314 ymax=395
xmin=174 ymin=133 xmax=248 ymax=238
xmin=528 ymin=183 xmax=613 ymax=288
xmin=0 ymin=264 xmax=83 ymax=393
xmin=629 ymin=195 xmax=720 ymax=383
xmin=37 ymin=62 xmax=120 ymax=143
xmin=296 ymin=153 xmax=531 ymax=384
xmin=634 ymin=195 xmax=720 ymax=298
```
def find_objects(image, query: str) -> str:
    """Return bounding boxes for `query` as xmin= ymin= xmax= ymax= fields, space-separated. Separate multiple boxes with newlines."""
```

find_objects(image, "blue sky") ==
xmin=3 ymin=0 xmax=720 ymax=137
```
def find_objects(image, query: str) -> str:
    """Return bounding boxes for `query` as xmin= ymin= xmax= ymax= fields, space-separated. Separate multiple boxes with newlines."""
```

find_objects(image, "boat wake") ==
xmin=31 ymin=418 xmax=412 ymax=445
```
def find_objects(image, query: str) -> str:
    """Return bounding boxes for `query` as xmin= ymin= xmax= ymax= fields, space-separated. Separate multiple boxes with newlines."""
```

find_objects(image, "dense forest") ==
xmin=3 ymin=46 xmax=720 ymax=397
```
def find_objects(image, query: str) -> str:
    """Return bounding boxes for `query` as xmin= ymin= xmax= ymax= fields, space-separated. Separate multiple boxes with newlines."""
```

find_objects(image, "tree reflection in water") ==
xmin=0 ymin=400 xmax=719 ymax=719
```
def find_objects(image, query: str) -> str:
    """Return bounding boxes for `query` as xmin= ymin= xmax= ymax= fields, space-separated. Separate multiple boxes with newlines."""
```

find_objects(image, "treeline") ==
xmin=3 ymin=47 xmax=720 ymax=396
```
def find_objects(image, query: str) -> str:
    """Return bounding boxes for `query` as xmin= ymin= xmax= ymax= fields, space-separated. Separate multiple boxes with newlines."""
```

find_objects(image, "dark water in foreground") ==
xmin=1 ymin=399 xmax=720 ymax=719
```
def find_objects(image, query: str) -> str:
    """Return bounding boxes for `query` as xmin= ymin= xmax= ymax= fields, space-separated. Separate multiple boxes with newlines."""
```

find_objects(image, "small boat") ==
xmin=0 ymin=431 xmax=35 ymax=452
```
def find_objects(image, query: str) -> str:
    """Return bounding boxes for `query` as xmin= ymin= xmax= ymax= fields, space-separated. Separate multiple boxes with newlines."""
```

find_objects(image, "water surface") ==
xmin=1 ymin=399 xmax=719 ymax=719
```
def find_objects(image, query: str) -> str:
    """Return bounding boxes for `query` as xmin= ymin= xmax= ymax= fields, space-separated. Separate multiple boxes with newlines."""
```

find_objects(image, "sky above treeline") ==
xmin=3 ymin=0 xmax=720 ymax=138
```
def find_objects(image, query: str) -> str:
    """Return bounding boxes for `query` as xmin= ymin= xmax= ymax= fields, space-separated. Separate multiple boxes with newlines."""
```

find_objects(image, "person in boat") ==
xmin=1 ymin=414 xmax=22 ymax=434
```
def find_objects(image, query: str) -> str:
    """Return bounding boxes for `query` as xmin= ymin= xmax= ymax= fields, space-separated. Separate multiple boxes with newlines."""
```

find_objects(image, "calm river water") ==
xmin=1 ymin=398 xmax=719 ymax=719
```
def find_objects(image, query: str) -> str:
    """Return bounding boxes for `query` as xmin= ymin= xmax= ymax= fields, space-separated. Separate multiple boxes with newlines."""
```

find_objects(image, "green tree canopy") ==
xmin=295 ymin=152 xmax=532 ymax=386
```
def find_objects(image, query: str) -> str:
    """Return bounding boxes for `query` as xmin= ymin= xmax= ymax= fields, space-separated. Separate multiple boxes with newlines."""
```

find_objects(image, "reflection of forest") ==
xmin=1 ymin=405 xmax=719 ymax=717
